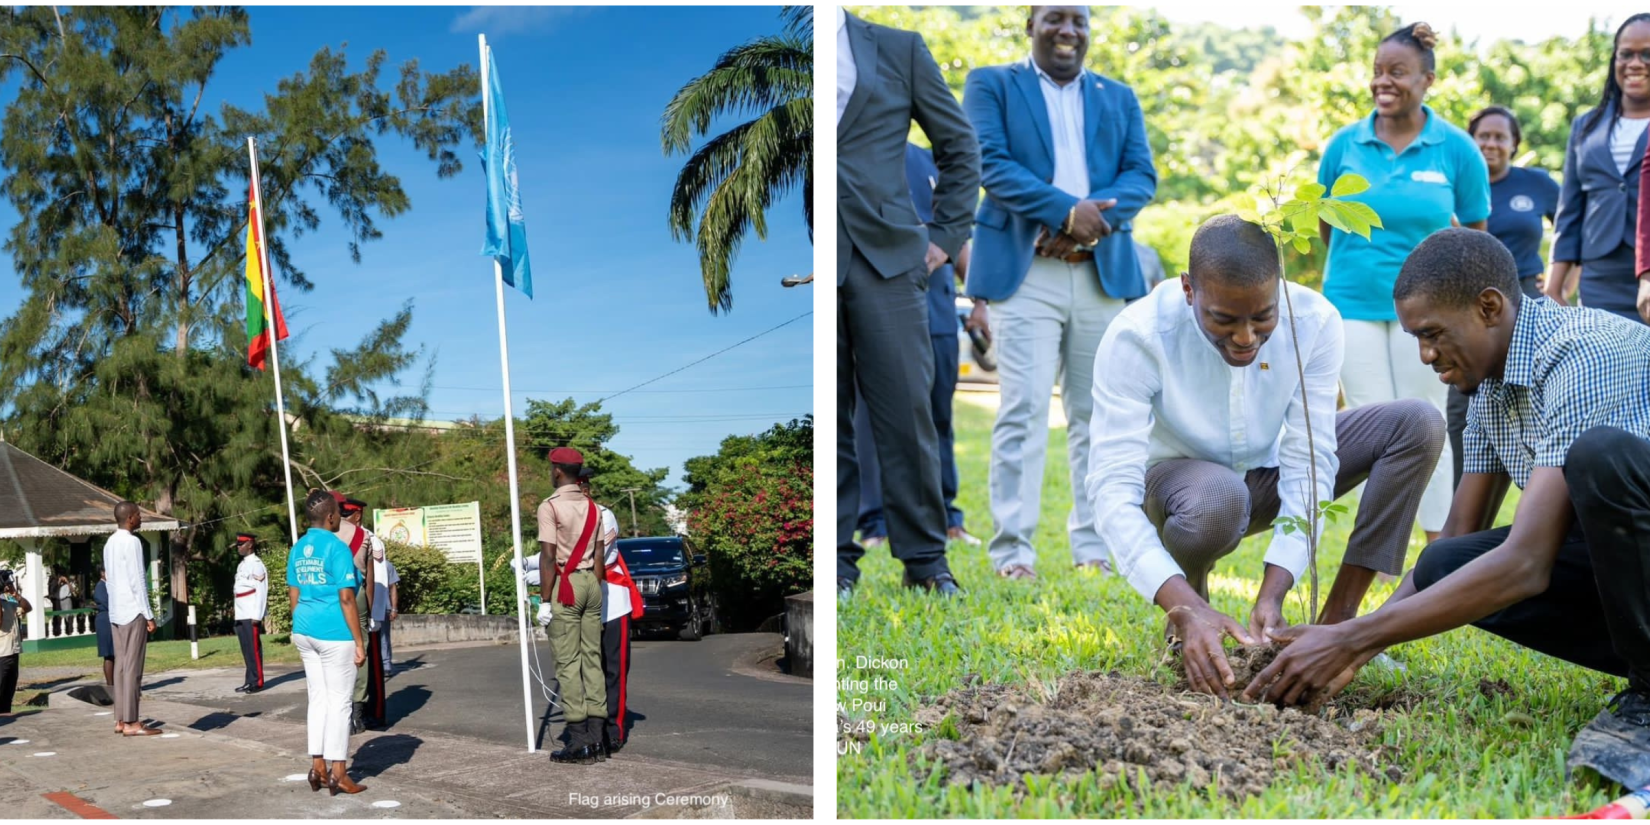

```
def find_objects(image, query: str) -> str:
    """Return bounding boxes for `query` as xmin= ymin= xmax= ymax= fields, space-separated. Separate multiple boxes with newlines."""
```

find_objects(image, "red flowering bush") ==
xmin=688 ymin=457 xmax=812 ymax=630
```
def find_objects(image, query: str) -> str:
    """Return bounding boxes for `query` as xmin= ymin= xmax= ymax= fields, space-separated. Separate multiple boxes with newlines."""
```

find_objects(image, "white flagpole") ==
xmin=481 ymin=33 xmax=538 ymax=755
xmin=247 ymin=137 xmax=300 ymax=545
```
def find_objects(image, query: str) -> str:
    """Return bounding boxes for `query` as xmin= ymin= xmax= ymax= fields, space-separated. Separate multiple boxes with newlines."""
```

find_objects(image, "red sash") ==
xmin=605 ymin=552 xmax=646 ymax=620
xmin=556 ymin=500 xmax=599 ymax=607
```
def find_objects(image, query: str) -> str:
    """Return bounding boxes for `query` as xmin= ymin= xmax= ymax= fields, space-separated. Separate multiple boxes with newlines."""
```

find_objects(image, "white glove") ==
xmin=536 ymin=603 xmax=554 ymax=627
xmin=368 ymin=618 xmax=381 ymax=633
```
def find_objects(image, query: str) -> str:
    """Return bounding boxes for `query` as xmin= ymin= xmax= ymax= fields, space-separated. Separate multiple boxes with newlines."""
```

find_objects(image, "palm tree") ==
xmin=662 ymin=6 xmax=812 ymax=315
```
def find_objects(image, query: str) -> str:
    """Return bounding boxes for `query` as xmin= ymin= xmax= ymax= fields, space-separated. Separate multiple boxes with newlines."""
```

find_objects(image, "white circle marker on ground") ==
xmin=94 ymin=711 xmax=112 ymax=716
xmin=282 ymin=774 xmax=308 ymax=782
xmin=5 ymin=739 xmax=28 ymax=745
xmin=372 ymin=801 xmax=400 ymax=809
xmin=143 ymin=799 xmax=171 ymax=808
xmin=160 ymin=733 xmax=180 ymax=739
xmin=31 ymin=752 xmax=55 ymax=757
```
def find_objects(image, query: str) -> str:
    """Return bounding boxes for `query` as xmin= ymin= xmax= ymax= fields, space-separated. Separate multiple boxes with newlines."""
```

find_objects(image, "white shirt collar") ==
xmin=837 ymin=7 xmax=847 ymax=32
xmin=1028 ymin=55 xmax=1089 ymax=89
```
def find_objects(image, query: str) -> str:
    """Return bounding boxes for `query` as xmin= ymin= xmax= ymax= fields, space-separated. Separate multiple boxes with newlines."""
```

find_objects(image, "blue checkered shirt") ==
xmin=1464 ymin=298 xmax=1650 ymax=489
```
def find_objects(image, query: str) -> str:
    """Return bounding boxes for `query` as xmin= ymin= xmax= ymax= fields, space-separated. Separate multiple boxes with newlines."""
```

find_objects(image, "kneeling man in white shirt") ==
xmin=1085 ymin=214 xmax=1444 ymax=698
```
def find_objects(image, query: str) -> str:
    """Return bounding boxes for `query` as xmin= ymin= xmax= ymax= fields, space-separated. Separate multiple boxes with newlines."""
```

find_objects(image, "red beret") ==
xmin=235 ymin=533 xmax=255 ymax=544
xmin=548 ymin=447 xmax=584 ymax=464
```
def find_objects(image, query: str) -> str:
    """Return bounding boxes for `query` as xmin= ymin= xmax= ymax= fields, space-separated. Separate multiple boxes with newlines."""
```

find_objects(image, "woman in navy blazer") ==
xmin=1550 ymin=13 xmax=1650 ymax=323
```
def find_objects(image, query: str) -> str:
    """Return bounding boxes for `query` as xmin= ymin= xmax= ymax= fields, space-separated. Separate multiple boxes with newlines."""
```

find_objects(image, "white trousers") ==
xmin=988 ymin=256 xmax=1127 ymax=570
xmin=295 ymin=633 xmax=355 ymax=762
xmin=1339 ymin=319 xmax=1452 ymax=531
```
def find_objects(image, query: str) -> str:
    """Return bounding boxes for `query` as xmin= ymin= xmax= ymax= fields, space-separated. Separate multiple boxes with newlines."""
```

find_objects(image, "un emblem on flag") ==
xmin=504 ymin=130 xmax=523 ymax=223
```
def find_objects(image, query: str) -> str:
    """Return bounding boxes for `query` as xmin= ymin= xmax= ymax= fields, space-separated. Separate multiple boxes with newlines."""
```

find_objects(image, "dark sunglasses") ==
xmin=1617 ymin=48 xmax=1650 ymax=65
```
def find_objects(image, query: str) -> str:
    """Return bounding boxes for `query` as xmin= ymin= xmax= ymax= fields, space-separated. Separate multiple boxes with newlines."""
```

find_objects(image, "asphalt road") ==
xmin=143 ymin=632 xmax=811 ymax=781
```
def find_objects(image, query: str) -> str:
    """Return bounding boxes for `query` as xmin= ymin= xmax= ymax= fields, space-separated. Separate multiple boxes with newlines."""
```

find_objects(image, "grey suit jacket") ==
xmin=836 ymin=14 xmax=980 ymax=285
xmin=1554 ymin=103 xmax=1648 ymax=263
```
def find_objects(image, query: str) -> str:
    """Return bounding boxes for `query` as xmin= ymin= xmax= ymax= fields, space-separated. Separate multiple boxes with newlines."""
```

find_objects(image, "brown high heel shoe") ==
xmin=306 ymin=767 xmax=324 ymax=793
xmin=328 ymin=768 xmax=367 ymax=796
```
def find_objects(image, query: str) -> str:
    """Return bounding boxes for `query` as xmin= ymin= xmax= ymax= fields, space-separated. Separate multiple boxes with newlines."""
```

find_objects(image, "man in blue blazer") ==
xmin=962 ymin=5 xmax=1156 ymax=580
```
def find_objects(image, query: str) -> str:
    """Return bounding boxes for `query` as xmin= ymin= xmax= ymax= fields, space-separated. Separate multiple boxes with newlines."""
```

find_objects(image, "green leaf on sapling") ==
xmin=1331 ymin=173 xmax=1371 ymax=197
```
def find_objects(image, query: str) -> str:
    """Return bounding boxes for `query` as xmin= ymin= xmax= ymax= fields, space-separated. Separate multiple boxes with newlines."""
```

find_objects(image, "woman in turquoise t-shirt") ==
xmin=287 ymin=490 xmax=367 ymax=796
xmin=1316 ymin=22 xmax=1490 ymax=543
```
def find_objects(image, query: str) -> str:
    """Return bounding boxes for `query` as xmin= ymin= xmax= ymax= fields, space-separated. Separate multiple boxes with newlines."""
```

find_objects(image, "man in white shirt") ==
xmin=580 ymin=469 xmax=640 ymax=756
xmin=104 ymin=501 xmax=159 ymax=735
xmin=370 ymin=539 xmax=398 ymax=677
xmin=1086 ymin=215 xmax=1444 ymax=698
xmin=232 ymin=533 xmax=268 ymax=693
xmin=962 ymin=6 xmax=1157 ymax=580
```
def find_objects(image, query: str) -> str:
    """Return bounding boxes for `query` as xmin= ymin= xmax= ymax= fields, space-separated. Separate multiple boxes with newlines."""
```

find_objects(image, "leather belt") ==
xmin=1058 ymin=250 xmax=1095 ymax=264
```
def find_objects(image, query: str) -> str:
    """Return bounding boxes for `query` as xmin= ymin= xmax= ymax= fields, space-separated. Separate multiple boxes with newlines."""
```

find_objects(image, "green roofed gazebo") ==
xmin=0 ymin=440 xmax=178 ymax=649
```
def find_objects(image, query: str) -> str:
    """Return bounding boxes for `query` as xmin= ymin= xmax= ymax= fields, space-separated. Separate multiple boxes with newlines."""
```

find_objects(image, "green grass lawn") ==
xmin=23 ymin=634 xmax=300 ymax=678
xmin=837 ymin=396 xmax=1625 ymax=818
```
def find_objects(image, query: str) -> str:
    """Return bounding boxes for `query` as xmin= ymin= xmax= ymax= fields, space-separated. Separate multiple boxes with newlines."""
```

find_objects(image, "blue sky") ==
xmin=0 ymin=5 xmax=814 ymax=490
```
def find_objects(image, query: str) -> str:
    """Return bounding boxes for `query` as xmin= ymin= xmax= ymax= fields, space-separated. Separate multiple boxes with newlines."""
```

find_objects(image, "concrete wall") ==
xmin=784 ymin=592 xmax=812 ymax=679
xmin=392 ymin=613 xmax=544 ymax=647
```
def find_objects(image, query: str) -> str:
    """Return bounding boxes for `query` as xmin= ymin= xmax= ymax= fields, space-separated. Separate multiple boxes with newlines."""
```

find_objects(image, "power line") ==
xmin=428 ymin=383 xmax=811 ymax=395
xmin=594 ymin=311 xmax=811 ymax=405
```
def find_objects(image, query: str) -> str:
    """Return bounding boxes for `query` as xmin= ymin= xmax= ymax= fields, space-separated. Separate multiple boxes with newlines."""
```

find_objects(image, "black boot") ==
xmin=589 ymin=719 xmax=608 ymax=762
xmin=350 ymin=702 xmax=365 ymax=735
xmin=550 ymin=719 xmax=596 ymax=765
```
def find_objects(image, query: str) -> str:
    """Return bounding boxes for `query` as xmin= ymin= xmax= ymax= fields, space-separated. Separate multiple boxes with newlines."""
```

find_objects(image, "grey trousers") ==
xmin=988 ymin=256 xmax=1126 ymax=570
xmin=112 ymin=618 xmax=148 ymax=724
xmin=1143 ymin=399 xmax=1443 ymax=596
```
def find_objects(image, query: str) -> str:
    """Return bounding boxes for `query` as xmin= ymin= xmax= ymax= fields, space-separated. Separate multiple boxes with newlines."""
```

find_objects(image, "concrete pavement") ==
xmin=0 ymin=633 xmax=811 ymax=819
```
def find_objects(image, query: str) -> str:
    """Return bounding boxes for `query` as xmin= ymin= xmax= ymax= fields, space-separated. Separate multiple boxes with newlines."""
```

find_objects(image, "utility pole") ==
xmin=621 ymin=487 xmax=641 ymax=537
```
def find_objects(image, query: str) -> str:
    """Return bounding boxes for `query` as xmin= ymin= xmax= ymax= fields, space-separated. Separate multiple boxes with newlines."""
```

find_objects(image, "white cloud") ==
xmin=449 ymin=6 xmax=595 ymax=37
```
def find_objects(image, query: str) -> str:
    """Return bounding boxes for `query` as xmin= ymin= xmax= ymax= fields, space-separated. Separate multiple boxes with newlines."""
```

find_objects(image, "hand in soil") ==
xmin=1248 ymin=596 xmax=1288 ymax=643
xmin=1169 ymin=602 xmax=1256 ymax=699
xmin=1242 ymin=623 xmax=1365 ymax=708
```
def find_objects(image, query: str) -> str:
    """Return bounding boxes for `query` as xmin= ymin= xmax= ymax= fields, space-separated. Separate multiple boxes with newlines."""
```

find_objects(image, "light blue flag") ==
xmin=481 ymin=44 xmax=532 ymax=299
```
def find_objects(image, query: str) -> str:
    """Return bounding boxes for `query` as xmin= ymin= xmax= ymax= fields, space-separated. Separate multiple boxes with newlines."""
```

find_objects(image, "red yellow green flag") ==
xmin=244 ymin=182 xmax=288 ymax=371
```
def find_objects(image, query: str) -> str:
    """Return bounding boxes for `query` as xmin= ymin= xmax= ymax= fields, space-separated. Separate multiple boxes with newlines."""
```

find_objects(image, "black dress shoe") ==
xmin=605 ymin=739 xmax=625 ymax=756
xmin=550 ymin=744 xmax=599 ymax=765
xmin=837 ymin=577 xmax=855 ymax=599
xmin=903 ymin=571 xmax=963 ymax=597
xmin=233 ymin=684 xmax=250 ymax=694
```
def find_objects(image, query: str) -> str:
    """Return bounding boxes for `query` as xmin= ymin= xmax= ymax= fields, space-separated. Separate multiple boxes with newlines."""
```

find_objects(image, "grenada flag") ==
xmin=245 ymin=181 xmax=288 ymax=371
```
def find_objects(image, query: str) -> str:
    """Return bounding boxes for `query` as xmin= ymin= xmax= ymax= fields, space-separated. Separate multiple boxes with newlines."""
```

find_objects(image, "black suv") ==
xmin=617 ymin=536 xmax=714 ymax=640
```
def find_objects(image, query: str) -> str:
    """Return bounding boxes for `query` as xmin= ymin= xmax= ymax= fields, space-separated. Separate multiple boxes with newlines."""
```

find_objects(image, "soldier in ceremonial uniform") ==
xmin=338 ymin=495 xmax=388 ymax=731
xmin=536 ymin=447 xmax=607 ymax=764
xmin=329 ymin=492 xmax=376 ymax=733
xmin=579 ymin=468 xmax=643 ymax=755
xmin=232 ymin=533 xmax=269 ymax=694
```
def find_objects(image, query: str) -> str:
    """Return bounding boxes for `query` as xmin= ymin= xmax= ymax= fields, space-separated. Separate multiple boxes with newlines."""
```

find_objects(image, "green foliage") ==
xmin=681 ymin=416 xmax=812 ymax=630
xmin=662 ymin=6 xmax=813 ymax=314
xmin=0 ymin=6 xmax=479 ymax=615
xmin=849 ymin=4 xmax=1613 ymax=271
xmin=386 ymin=541 xmax=477 ymax=616
xmin=263 ymin=544 xmax=291 ymax=634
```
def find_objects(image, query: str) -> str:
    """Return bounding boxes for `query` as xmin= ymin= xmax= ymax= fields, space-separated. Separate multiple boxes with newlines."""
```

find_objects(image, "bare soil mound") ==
xmin=910 ymin=670 xmax=1401 ymax=799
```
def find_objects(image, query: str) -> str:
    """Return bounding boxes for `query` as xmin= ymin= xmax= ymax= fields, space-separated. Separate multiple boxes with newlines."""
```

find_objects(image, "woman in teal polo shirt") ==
xmin=288 ymin=490 xmax=368 ymax=796
xmin=1316 ymin=21 xmax=1490 ymax=543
